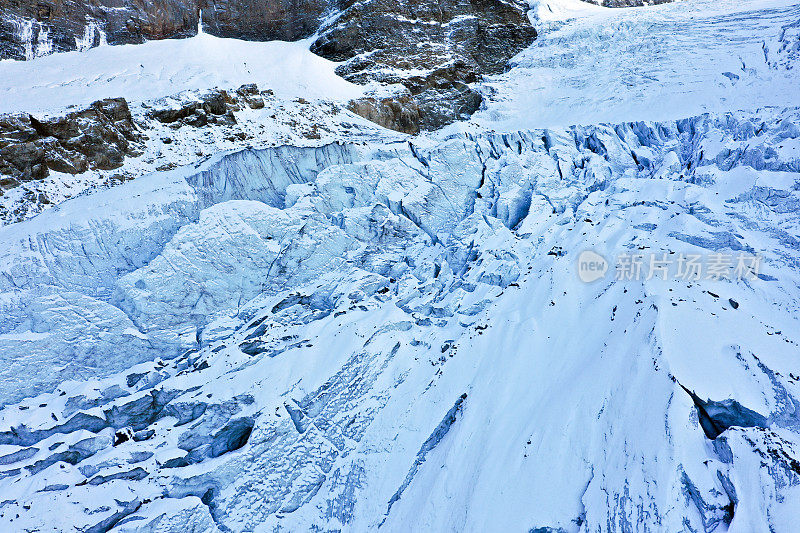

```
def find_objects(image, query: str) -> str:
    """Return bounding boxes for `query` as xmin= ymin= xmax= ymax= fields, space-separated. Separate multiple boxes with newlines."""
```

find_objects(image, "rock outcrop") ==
xmin=146 ymin=89 xmax=240 ymax=128
xmin=347 ymin=95 xmax=421 ymax=135
xmin=582 ymin=0 xmax=673 ymax=6
xmin=312 ymin=0 xmax=537 ymax=129
xmin=0 ymin=98 xmax=141 ymax=190
xmin=0 ymin=85 xmax=283 ymax=193
xmin=0 ymin=0 xmax=332 ymax=60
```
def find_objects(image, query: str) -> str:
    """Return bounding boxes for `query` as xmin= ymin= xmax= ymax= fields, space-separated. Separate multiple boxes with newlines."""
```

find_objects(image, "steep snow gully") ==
xmin=1 ymin=107 xmax=800 ymax=531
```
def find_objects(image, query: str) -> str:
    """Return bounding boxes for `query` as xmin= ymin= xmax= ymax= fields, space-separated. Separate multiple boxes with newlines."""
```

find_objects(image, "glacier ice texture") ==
xmin=0 ymin=108 xmax=799 ymax=531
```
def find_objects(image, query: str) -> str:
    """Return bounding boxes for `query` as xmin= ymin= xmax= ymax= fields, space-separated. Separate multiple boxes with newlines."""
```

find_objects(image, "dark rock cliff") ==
xmin=313 ymin=0 xmax=537 ymax=129
xmin=0 ymin=0 xmax=332 ymax=60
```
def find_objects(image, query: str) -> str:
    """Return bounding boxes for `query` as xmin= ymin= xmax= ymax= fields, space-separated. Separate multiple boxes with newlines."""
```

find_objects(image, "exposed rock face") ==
xmin=347 ymin=95 xmax=421 ymax=134
xmin=199 ymin=0 xmax=329 ymax=41
xmin=0 ymin=86 xmax=284 ymax=193
xmin=146 ymin=89 xmax=240 ymax=128
xmin=0 ymin=0 xmax=331 ymax=60
xmin=146 ymin=85 xmax=278 ymax=128
xmin=312 ymin=0 xmax=537 ymax=129
xmin=582 ymin=0 xmax=673 ymax=6
xmin=0 ymin=98 xmax=141 ymax=190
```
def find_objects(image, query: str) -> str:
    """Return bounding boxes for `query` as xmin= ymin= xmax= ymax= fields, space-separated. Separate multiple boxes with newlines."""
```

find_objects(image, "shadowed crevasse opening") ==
xmin=680 ymin=384 xmax=768 ymax=440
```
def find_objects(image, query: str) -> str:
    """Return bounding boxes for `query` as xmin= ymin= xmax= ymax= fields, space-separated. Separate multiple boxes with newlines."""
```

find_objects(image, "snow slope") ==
xmin=0 ymin=32 xmax=365 ymax=116
xmin=469 ymin=0 xmax=800 ymax=130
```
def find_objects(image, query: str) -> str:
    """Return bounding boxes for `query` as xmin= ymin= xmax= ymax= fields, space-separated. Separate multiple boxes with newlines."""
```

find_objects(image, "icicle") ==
xmin=14 ymin=19 xmax=35 ymax=60
xmin=13 ymin=18 xmax=53 ymax=60
xmin=75 ymin=23 xmax=92 ymax=52
xmin=35 ymin=25 xmax=53 ymax=57
xmin=75 ymin=20 xmax=103 ymax=52
xmin=75 ymin=20 xmax=107 ymax=52
xmin=197 ymin=10 xmax=204 ymax=36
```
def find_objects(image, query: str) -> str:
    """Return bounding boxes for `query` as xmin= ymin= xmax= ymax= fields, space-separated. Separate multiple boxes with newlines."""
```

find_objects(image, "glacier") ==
xmin=0 ymin=107 xmax=799 ymax=531
xmin=472 ymin=0 xmax=800 ymax=129
xmin=0 ymin=0 xmax=799 ymax=530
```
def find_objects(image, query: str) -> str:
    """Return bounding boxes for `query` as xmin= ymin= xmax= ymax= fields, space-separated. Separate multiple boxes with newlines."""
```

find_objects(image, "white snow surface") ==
xmin=0 ymin=0 xmax=799 ymax=531
xmin=0 ymin=33 xmax=365 ymax=116
xmin=466 ymin=0 xmax=800 ymax=130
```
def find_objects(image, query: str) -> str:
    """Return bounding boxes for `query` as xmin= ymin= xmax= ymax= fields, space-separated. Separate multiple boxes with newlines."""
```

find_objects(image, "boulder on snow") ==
xmin=148 ymin=89 xmax=237 ymax=125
